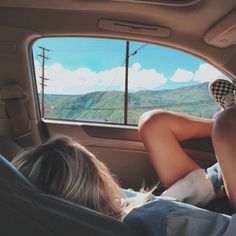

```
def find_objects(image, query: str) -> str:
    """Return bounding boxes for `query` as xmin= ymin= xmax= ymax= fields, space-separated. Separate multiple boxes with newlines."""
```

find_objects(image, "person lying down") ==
xmin=11 ymin=79 xmax=236 ymax=236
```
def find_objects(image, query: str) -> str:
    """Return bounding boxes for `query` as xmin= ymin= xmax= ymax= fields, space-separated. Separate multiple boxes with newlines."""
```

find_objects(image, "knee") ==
xmin=212 ymin=106 xmax=236 ymax=141
xmin=138 ymin=109 xmax=170 ymax=136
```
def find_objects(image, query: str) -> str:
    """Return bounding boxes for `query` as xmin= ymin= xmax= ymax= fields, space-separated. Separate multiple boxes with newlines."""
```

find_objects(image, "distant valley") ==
xmin=43 ymin=82 xmax=220 ymax=124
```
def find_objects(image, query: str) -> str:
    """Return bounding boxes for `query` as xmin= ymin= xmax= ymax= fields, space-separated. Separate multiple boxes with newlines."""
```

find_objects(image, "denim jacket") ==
xmin=123 ymin=191 xmax=235 ymax=236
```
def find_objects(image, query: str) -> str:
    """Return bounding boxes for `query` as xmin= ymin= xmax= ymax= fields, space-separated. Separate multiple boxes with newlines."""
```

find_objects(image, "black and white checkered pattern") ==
xmin=209 ymin=79 xmax=235 ymax=102
xmin=209 ymin=79 xmax=236 ymax=109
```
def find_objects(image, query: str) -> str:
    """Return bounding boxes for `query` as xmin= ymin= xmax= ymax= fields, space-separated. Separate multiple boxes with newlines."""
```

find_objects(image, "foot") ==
xmin=209 ymin=79 xmax=236 ymax=110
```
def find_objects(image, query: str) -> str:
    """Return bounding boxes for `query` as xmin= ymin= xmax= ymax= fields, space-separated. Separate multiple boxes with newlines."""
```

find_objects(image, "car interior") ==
xmin=0 ymin=0 xmax=235 ymax=235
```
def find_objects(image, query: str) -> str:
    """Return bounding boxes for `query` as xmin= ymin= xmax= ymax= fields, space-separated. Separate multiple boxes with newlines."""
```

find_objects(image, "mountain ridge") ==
xmin=43 ymin=82 xmax=220 ymax=124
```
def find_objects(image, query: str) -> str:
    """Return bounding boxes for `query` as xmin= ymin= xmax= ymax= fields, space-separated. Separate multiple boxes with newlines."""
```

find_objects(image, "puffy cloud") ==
xmin=193 ymin=63 xmax=228 ymax=83
xmin=168 ymin=63 xmax=227 ymax=84
xmin=35 ymin=62 xmax=167 ymax=94
xmin=128 ymin=63 xmax=167 ymax=90
xmin=170 ymin=68 xmax=193 ymax=82
xmin=34 ymin=60 xmax=229 ymax=95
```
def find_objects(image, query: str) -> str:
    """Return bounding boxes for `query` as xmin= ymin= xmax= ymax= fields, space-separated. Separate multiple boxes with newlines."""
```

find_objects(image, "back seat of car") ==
xmin=0 ymin=136 xmax=232 ymax=235
xmin=0 ymin=136 xmax=138 ymax=236
xmin=0 ymin=136 xmax=23 ymax=161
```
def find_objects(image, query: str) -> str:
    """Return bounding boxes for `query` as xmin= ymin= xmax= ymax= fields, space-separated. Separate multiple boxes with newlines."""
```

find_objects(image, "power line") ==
xmin=38 ymin=46 xmax=50 ymax=118
xmin=121 ymin=43 xmax=148 ymax=66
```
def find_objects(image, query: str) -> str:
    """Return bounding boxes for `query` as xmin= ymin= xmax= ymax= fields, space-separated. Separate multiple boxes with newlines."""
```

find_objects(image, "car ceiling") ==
xmin=0 ymin=0 xmax=235 ymax=79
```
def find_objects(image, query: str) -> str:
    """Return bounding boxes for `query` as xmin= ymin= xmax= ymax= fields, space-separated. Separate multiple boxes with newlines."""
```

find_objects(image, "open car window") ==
xmin=32 ymin=37 xmax=228 ymax=125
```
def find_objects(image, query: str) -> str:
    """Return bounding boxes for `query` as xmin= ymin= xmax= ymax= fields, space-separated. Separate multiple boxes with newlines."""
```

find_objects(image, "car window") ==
xmin=32 ymin=37 xmax=227 ymax=125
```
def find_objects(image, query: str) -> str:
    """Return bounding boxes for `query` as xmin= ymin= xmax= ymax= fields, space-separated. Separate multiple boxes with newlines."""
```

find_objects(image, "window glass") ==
xmin=127 ymin=42 xmax=225 ymax=124
xmin=33 ymin=38 xmax=126 ymax=124
xmin=32 ymin=38 xmax=227 ymax=125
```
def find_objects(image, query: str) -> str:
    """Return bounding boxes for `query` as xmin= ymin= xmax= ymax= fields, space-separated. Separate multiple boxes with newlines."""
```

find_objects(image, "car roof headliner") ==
xmin=0 ymin=0 xmax=235 ymax=79
xmin=0 ymin=0 xmax=235 ymax=34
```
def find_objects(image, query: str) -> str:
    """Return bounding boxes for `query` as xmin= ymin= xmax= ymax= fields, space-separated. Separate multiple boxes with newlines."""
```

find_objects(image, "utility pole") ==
xmin=122 ymin=42 xmax=147 ymax=125
xmin=38 ymin=46 xmax=50 ymax=118
xmin=124 ymin=41 xmax=129 ymax=125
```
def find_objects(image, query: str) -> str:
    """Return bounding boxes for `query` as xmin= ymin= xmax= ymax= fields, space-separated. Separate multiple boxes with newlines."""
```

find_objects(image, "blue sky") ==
xmin=33 ymin=37 xmax=226 ymax=94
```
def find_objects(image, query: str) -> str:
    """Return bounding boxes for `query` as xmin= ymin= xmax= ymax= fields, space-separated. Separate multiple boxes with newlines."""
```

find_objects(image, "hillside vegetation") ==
xmin=44 ymin=82 xmax=220 ymax=124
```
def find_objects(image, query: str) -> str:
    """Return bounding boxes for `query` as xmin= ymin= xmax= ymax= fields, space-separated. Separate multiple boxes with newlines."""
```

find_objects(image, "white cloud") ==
xmin=34 ymin=60 xmax=229 ymax=95
xmin=170 ymin=68 xmax=193 ymax=82
xmin=128 ymin=63 xmax=167 ymax=90
xmin=168 ymin=63 xmax=227 ymax=84
xmin=193 ymin=63 xmax=228 ymax=83
xmin=35 ymin=61 xmax=167 ymax=94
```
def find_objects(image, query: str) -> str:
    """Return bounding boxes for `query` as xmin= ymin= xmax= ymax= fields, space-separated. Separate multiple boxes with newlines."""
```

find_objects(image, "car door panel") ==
xmin=44 ymin=120 xmax=216 ymax=191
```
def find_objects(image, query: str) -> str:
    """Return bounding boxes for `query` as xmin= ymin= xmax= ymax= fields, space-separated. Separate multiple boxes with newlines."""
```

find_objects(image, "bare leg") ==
xmin=212 ymin=106 xmax=236 ymax=210
xmin=138 ymin=110 xmax=213 ymax=187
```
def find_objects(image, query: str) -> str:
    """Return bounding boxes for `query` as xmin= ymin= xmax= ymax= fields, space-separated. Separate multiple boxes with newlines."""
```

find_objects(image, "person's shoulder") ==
xmin=125 ymin=198 xmax=193 ymax=220
xmin=123 ymin=199 xmax=193 ymax=236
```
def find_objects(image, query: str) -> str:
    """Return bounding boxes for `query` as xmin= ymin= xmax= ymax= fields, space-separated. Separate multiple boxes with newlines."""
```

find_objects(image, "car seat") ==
xmin=0 ymin=136 xmax=23 ymax=161
xmin=0 ymin=152 xmax=138 ymax=236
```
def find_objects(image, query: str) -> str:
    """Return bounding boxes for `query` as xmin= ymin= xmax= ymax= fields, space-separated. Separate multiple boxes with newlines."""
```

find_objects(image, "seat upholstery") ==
xmin=0 ymin=154 xmax=138 ymax=236
xmin=0 ymin=136 xmax=23 ymax=161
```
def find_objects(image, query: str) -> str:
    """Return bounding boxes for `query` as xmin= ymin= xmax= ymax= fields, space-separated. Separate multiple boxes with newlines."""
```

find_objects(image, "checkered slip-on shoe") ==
xmin=209 ymin=79 xmax=236 ymax=110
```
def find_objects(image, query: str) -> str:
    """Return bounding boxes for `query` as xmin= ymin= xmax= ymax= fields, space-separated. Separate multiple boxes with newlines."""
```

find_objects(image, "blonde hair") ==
xmin=12 ymin=135 xmax=153 ymax=219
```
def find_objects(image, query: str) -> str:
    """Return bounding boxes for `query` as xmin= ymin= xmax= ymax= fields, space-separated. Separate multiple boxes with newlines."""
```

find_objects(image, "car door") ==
xmin=33 ymin=36 xmax=221 ymax=192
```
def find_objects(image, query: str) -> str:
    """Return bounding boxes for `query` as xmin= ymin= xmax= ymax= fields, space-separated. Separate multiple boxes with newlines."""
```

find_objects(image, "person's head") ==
xmin=12 ymin=135 xmax=124 ymax=219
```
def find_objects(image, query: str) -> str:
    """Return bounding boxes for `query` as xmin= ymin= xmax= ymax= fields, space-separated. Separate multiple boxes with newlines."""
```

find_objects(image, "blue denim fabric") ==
xmin=123 ymin=198 xmax=199 ymax=236
xmin=206 ymin=162 xmax=224 ymax=192
xmin=122 ymin=189 xmax=156 ymax=200
xmin=122 ymin=163 xmax=228 ymax=236
xmin=122 ymin=189 xmax=198 ymax=236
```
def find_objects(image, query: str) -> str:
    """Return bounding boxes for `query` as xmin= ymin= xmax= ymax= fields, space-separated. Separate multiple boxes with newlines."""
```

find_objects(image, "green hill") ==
xmin=43 ymin=82 xmax=220 ymax=124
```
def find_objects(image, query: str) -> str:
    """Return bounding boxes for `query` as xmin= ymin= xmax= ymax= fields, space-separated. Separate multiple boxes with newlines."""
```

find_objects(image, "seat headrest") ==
xmin=0 ymin=154 xmax=35 ymax=189
xmin=0 ymin=154 xmax=137 ymax=236
xmin=0 ymin=136 xmax=23 ymax=161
